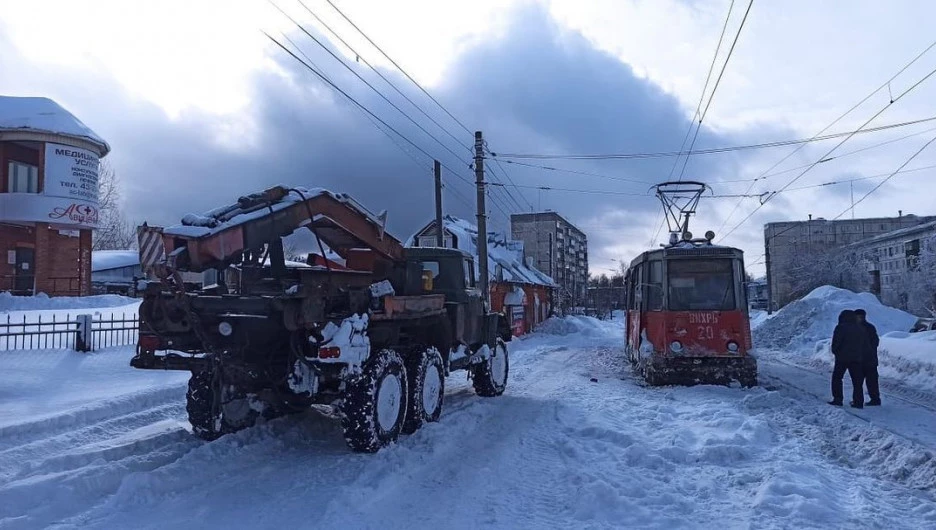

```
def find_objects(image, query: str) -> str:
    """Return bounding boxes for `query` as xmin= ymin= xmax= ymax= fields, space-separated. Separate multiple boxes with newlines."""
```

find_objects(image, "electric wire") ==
xmin=667 ymin=0 xmax=735 ymax=181
xmin=719 ymin=62 xmax=936 ymax=242
xmin=268 ymin=1 xmax=472 ymax=168
xmin=716 ymin=37 xmax=936 ymax=235
xmin=490 ymin=116 xmax=936 ymax=160
xmin=831 ymin=134 xmax=936 ymax=220
xmin=324 ymin=0 xmax=474 ymax=136
xmin=295 ymin=0 xmax=472 ymax=153
xmin=677 ymin=0 xmax=754 ymax=182
xmin=276 ymin=32 xmax=475 ymax=210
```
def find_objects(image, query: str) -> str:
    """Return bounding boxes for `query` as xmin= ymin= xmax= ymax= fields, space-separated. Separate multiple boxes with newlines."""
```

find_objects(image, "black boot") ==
xmin=850 ymin=401 xmax=864 ymax=409
xmin=827 ymin=400 xmax=843 ymax=406
xmin=866 ymin=399 xmax=881 ymax=406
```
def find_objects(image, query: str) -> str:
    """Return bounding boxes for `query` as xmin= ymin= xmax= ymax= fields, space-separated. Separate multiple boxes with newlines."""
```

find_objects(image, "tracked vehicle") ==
xmin=624 ymin=182 xmax=757 ymax=387
xmin=131 ymin=186 xmax=510 ymax=452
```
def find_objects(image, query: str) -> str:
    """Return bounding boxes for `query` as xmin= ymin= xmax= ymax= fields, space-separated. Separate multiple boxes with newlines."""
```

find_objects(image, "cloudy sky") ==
xmin=3 ymin=0 xmax=936 ymax=276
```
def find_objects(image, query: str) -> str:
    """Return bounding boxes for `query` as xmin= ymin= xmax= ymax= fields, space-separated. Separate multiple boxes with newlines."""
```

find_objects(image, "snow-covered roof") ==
xmin=408 ymin=215 xmax=557 ymax=288
xmin=0 ymin=96 xmax=110 ymax=155
xmin=845 ymin=219 xmax=936 ymax=250
xmin=163 ymin=186 xmax=387 ymax=239
xmin=91 ymin=250 xmax=139 ymax=272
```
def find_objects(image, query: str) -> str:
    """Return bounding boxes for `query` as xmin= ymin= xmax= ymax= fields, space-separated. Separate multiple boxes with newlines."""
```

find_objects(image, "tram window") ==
xmin=647 ymin=261 xmax=663 ymax=310
xmin=667 ymin=259 xmax=736 ymax=311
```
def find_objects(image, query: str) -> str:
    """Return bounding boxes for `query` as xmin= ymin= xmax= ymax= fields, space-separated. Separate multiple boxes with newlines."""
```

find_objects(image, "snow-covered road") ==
xmin=2 ymin=316 xmax=936 ymax=529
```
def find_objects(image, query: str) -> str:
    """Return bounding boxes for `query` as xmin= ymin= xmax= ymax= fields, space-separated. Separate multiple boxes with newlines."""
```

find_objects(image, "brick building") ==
xmin=409 ymin=216 xmax=556 ymax=336
xmin=510 ymin=211 xmax=588 ymax=309
xmin=0 ymin=97 xmax=109 ymax=296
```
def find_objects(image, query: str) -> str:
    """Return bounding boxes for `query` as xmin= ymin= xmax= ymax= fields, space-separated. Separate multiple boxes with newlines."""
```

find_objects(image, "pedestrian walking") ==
xmin=829 ymin=309 xmax=868 ymax=408
xmin=855 ymin=308 xmax=881 ymax=406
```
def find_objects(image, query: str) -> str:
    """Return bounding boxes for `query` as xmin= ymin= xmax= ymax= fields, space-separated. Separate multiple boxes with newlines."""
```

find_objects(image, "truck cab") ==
xmin=404 ymin=247 xmax=486 ymax=348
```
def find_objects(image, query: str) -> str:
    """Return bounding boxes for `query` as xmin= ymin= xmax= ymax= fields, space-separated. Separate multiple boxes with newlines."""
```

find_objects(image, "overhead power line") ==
xmin=719 ymin=62 xmax=936 ymax=242
xmin=667 ymin=0 xmax=735 ymax=181
xmin=488 ymin=181 xmax=754 ymax=198
xmin=269 ymin=1 xmax=471 ymax=168
xmin=678 ymin=0 xmax=755 ymax=181
xmin=498 ymin=159 xmax=654 ymax=185
xmin=324 ymin=0 xmax=474 ymax=136
xmin=264 ymin=32 xmax=474 ymax=190
xmin=717 ymin=124 xmax=936 ymax=184
xmin=717 ymin=37 xmax=936 ymax=236
xmin=832 ymin=134 xmax=936 ymax=220
xmin=490 ymin=115 xmax=936 ymax=160
xmin=295 ymin=0 xmax=472 ymax=153
xmin=272 ymin=33 xmax=476 ymax=211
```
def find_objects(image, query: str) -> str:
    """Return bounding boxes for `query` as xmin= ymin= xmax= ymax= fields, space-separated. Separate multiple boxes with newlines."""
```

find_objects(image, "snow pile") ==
xmin=755 ymin=285 xmax=936 ymax=391
xmin=876 ymin=330 xmax=936 ymax=389
xmin=0 ymin=292 xmax=137 ymax=313
xmin=92 ymin=250 xmax=139 ymax=272
xmin=536 ymin=314 xmax=620 ymax=340
xmin=754 ymin=286 xmax=916 ymax=352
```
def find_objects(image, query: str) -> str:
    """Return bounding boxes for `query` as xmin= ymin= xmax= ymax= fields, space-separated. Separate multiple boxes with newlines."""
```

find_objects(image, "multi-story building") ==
xmin=510 ymin=212 xmax=588 ymax=308
xmin=764 ymin=213 xmax=936 ymax=309
xmin=840 ymin=219 xmax=936 ymax=313
xmin=1 ymin=97 xmax=109 ymax=296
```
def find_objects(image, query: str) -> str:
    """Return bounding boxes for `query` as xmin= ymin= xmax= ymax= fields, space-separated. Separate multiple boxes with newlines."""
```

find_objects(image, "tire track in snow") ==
xmin=0 ymin=384 xmax=197 ymax=529
xmin=0 ymin=383 xmax=187 ymax=451
xmin=756 ymin=361 xmax=936 ymax=495
xmin=765 ymin=356 xmax=936 ymax=414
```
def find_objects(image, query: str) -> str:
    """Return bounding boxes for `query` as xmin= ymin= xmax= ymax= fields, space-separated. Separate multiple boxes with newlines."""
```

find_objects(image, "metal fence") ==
xmin=0 ymin=311 xmax=139 ymax=352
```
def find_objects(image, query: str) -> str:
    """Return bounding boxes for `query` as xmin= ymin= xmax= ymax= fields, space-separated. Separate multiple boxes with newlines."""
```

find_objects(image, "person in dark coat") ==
xmin=855 ymin=309 xmax=881 ymax=406
xmin=829 ymin=309 xmax=868 ymax=408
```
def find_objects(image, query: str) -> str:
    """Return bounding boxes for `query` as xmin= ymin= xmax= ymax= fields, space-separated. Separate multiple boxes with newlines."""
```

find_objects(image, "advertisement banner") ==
xmin=43 ymin=143 xmax=99 ymax=204
xmin=0 ymin=194 xmax=99 ymax=228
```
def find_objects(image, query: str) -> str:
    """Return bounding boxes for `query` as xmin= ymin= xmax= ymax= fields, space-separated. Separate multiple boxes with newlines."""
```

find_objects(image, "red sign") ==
xmin=49 ymin=203 xmax=99 ymax=225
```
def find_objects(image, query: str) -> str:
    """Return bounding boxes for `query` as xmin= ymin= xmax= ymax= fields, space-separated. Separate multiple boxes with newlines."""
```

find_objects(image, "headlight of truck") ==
xmin=670 ymin=341 xmax=683 ymax=353
xmin=218 ymin=321 xmax=233 ymax=337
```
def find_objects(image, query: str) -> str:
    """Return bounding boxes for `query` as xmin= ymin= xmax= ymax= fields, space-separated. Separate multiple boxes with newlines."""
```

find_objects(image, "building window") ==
xmin=7 ymin=161 xmax=39 ymax=193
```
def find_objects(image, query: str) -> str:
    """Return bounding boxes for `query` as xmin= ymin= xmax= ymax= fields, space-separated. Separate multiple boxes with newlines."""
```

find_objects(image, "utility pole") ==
xmin=434 ymin=160 xmax=444 ymax=247
xmin=475 ymin=131 xmax=489 ymax=305
xmin=765 ymin=231 xmax=773 ymax=315
xmin=850 ymin=181 xmax=855 ymax=219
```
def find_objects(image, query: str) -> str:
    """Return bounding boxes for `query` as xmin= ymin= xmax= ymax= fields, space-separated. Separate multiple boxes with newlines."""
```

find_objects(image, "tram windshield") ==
xmin=667 ymin=259 xmax=736 ymax=311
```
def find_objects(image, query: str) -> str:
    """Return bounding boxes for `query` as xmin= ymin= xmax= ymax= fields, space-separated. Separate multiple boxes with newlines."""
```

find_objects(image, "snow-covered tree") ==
xmin=93 ymin=160 xmax=136 ymax=251
xmin=899 ymin=235 xmax=936 ymax=316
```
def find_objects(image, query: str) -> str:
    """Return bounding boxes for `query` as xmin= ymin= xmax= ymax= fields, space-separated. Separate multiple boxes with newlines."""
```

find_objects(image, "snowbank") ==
xmin=536 ymin=314 xmax=621 ymax=340
xmin=877 ymin=330 xmax=936 ymax=389
xmin=754 ymin=286 xmax=916 ymax=352
xmin=754 ymin=286 xmax=936 ymax=391
xmin=92 ymin=250 xmax=139 ymax=272
xmin=0 ymin=292 xmax=138 ymax=313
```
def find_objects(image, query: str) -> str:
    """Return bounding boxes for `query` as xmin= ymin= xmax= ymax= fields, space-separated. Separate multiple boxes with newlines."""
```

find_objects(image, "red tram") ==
xmin=624 ymin=182 xmax=757 ymax=387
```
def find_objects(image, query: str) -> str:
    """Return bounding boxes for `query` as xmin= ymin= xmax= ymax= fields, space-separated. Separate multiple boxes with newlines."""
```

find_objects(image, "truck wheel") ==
xmin=186 ymin=371 xmax=261 ymax=441
xmin=186 ymin=371 xmax=223 ymax=441
xmin=471 ymin=339 xmax=509 ymax=397
xmin=341 ymin=349 xmax=408 ymax=453
xmin=402 ymin=347 xmax=445 ymax=434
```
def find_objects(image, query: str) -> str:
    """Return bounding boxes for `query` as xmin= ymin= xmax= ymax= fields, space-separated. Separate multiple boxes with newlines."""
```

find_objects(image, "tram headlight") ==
xmin=727 ymin=341 xmax=739 ymax=353
xmin=218 ymin=321 xmax=234 ymax=337
xmin=670 ymin=340 xmax=683 ymax=353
